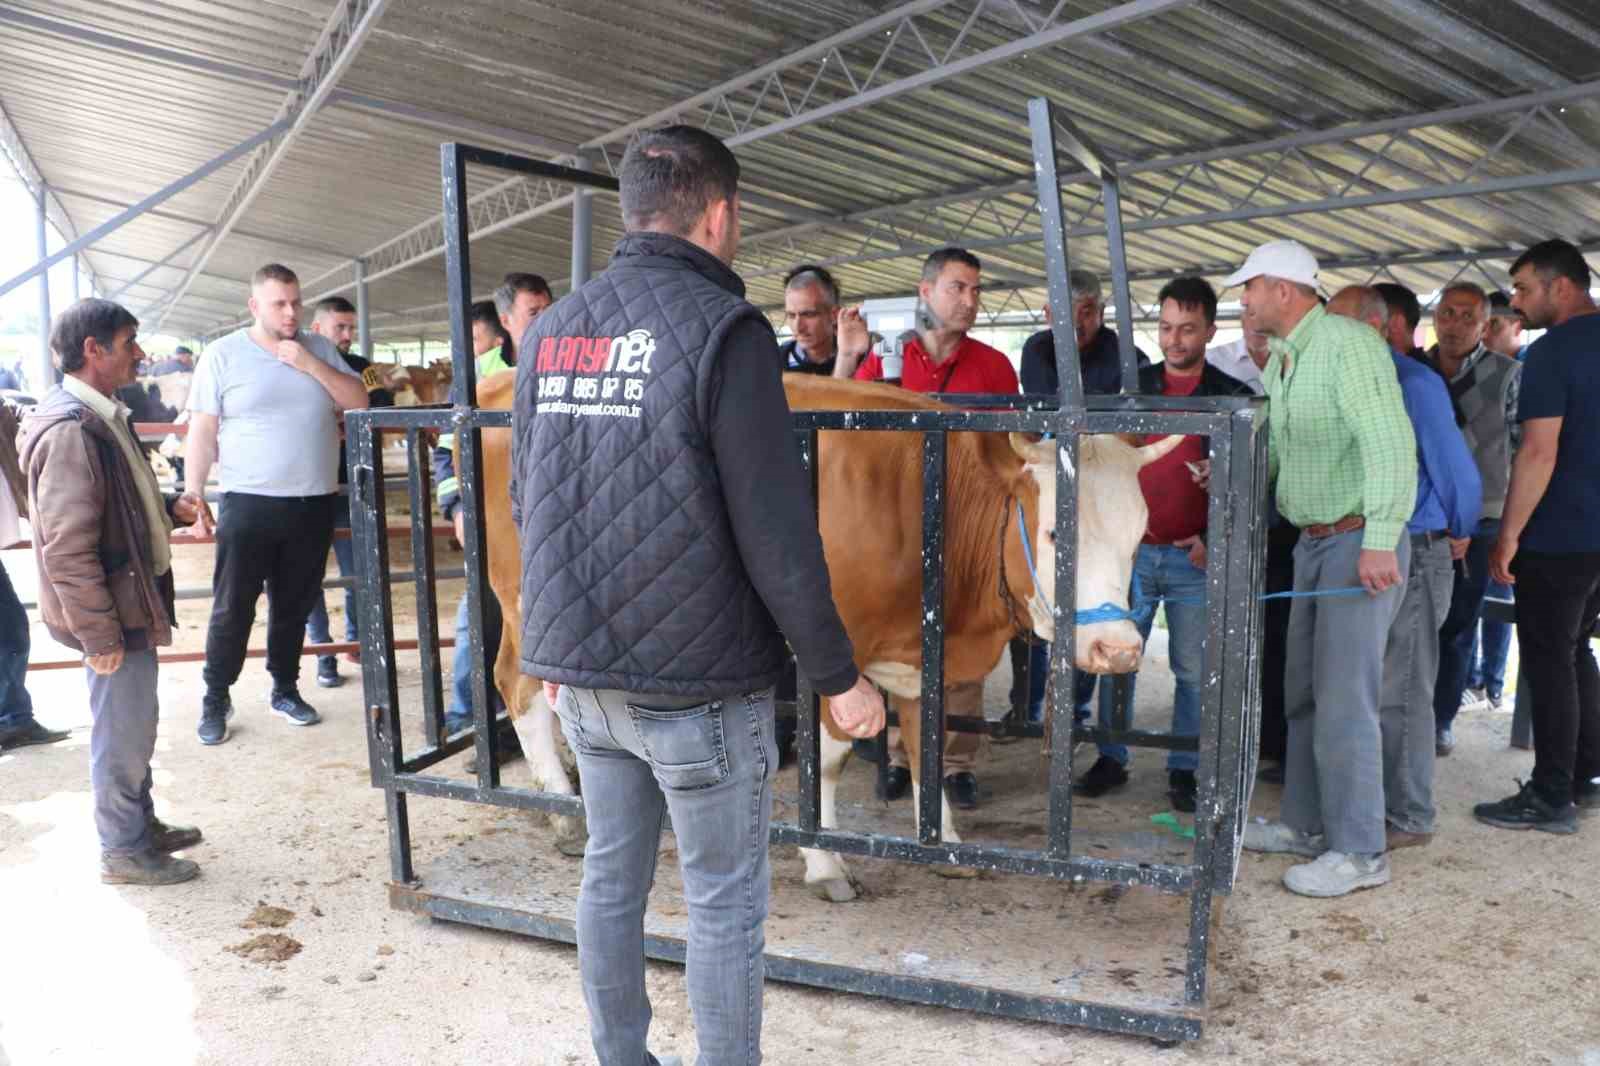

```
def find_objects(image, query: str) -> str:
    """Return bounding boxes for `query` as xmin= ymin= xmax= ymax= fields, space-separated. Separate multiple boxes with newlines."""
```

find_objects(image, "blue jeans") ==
xmin=305 ymin=493 xmax=356 ymax=646
xmin=0 ymin=559 xmax=36 ymax=732
xmin=1468 ymin=580 xmax=1514 ymax=699
xmin=554 ymin=685 xmax=776 ymax=1066
xmin=446 ymin=588 xmax=503 ymax=727
xmin=1436 ymin=517 xmax=1499 ymax=728
xmin=1093 ymin=543 xmax=1208 ymax=771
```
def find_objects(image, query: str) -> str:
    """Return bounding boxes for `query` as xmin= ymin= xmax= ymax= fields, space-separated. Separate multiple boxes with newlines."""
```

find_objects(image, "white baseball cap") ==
xmin=1222 ymin=239 xmax=1319 ymax=289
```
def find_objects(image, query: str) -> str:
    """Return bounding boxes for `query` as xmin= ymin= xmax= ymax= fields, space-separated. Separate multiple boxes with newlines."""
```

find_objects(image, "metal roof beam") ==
xmin=0 ymin=119 xmax=290 ymax=302
xmin=105 ymin=230 xmax=212 ymax=302
xmin=738 ymin=77 xmax=1600 ymax=258
xmin=740 ymin=163 xmax=1600 ymax=281
xmin=582 ymin=0 xmax=1194 ymax=164
xmin=155 ymin=0 xmax=393 ymax=331
xmin=0 ymin=97 xmax=102 ymax=297
xmin=0 ymin=7 xmax=572 ymax=156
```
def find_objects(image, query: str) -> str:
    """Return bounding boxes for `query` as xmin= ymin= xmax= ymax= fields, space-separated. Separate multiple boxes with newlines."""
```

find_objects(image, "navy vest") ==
xmin=511 ymin=232 xmax=786 ymax=697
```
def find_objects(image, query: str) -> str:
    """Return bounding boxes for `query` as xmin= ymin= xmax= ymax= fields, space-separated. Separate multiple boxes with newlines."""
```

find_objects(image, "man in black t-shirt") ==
xmin=1479 ymin=239 xmax=1600 ymax=834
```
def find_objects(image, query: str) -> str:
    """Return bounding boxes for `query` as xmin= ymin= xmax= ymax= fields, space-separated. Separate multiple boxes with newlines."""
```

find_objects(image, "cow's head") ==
xmin=1009 ymin=433 xmax=1183 ymax=673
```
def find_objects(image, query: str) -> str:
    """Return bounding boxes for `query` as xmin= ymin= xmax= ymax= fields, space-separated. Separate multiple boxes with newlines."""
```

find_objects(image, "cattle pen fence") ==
xmin=349 ymin=98 xmax=1269 ymax=1044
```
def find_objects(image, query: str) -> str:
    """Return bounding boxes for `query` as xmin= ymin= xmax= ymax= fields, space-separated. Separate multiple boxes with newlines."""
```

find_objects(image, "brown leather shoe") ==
xmin=0 ymin=719 xmax=71 ymax=750
xmin=149 ymin=817 xmax=203 ymax=853
xmin=1385 ymin=826 xmax=1433 ymax=850
xmin=101 ymin=849 xmax=200 ymax=886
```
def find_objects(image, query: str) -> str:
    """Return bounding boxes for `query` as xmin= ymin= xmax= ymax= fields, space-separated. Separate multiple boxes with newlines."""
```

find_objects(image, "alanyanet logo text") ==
xmin=533 ymin=328 xmax=654 ymax=419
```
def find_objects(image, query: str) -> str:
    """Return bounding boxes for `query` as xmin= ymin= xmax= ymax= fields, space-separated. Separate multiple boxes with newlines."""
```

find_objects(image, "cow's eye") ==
xmin=1045 ymin=528 xmax=1057 ymax=545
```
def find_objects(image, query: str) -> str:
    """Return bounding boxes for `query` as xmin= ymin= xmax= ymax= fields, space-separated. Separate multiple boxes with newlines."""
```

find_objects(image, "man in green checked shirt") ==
xmin=1231 ymin=240 xmax=1419 ymax=898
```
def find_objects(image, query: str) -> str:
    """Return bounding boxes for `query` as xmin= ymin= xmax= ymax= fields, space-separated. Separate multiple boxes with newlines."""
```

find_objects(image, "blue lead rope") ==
xmin=1015 ymin=502 xmax=1372 ymax=627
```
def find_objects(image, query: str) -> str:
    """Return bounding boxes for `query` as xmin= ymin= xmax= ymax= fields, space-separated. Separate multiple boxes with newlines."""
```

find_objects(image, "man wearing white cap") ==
xmin=1229 ymin=239 xmax=1418 ymax=898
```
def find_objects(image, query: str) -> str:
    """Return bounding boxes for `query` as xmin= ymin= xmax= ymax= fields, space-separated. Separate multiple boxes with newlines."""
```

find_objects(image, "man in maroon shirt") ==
xmin=1074 ymin=277 xmax=1252 ymax=810
xmin=839 ymin=247 xmax=1020 ymax=397
xmin=835 ymin=247 xmax=1019 ymax=810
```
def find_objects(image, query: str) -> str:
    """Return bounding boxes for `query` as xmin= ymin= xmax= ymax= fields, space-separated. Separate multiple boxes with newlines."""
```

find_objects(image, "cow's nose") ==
xmin=1090 ymin=639 xmax=1142 ymax=674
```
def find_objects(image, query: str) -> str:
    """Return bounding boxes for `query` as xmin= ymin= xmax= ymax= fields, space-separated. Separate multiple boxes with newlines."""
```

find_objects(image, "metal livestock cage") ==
xmin=349 ymin=97 xmax=1269 ymax=1044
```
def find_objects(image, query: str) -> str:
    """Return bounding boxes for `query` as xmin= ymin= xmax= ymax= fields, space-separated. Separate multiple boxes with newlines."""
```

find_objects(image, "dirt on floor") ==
xmin=1 ymin=538 xmax=1598 ymax=1066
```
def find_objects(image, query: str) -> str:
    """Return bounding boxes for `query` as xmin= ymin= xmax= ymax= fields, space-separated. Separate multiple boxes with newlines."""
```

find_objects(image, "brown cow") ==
xmin=470 ymin=373 xmax=1174 ymax=877
xmin=784 ymin=376 xmax=1177 ymax=900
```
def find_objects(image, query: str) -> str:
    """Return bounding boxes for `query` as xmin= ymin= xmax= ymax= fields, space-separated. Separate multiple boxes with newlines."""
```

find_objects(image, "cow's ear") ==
xmin=1009 ymin=432 xmax=1050 ymax=465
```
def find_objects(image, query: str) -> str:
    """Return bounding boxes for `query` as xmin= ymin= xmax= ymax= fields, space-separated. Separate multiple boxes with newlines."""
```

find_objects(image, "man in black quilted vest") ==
xmin=512 ymin=125 xmax=886 ymax=1066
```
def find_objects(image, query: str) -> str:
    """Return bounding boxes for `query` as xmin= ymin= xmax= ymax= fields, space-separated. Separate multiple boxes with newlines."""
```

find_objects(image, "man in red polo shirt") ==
xmin=834 ymin=247 xmax=1019 ymax=812
xmin=840 ymin=247 xmax=1020 ymax=396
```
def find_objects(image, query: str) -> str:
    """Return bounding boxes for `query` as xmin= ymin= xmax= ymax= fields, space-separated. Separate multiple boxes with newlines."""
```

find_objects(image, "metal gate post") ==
xmin=355 ymin=257 xmax=373 ymax=360
xmin=34 ymin=187 xmax=52 ymax=395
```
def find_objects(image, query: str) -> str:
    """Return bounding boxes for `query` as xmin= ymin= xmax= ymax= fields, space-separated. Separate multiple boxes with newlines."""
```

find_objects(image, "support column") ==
xmin=417 ymin=335 xmax=426 ymax=364
xmin=33 ymin=187 xmax=52 ymax=395
xmin=570 ymin=156 xmax=594 ymax=289
xmin=355 ymin=257 xmax=372 ymax=360
xmin=71 ymin=254 xmax=81 ymax=301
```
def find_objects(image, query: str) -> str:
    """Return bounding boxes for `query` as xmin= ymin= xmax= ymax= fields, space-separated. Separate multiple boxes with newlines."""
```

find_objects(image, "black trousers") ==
xmin=203 ymin=492 xmax=336 ymax=694
xmin=1511 ymin=550 xmax=1600 ymax=805
xmin=1258 ymin=524 xmax=1299 ymax=763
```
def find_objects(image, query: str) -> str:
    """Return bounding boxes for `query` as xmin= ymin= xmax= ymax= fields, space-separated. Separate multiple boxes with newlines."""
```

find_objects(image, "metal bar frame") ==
xmin=352 ymin=120 xmax=1265 ymax=1043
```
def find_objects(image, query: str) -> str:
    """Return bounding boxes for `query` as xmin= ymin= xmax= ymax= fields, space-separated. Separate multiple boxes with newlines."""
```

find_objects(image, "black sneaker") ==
xmin=1575 ymin=779 xmax=1600 ymax=815
xmin=268 ymin=689 xmax=322 ymax=727
xmin=1168 ymin=769 xmax=1198 ymax=813
xmin=197 ymin=694 xmax=232 ymax=746
xmin=314 ymin=656 xmax=342 ymax=689
xmin=1474 ymin=780 xmax=1578 ymax=834
xmin=876 ymin=765 xmax=910 ymax=802
xmin=945 ymin=771 xmax=979 ymax=810
xmin=1074 ymin=754 xmax=1129 ymax=797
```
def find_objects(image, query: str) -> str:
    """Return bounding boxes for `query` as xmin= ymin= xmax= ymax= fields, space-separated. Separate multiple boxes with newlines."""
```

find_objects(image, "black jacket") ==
xmin=1021 ymin=325 xmax=1151 ymax=398
xmin=511 ymin=232 xmax=858 ymax=698
xmin=779 ymin=339 xmax=837 ymax=376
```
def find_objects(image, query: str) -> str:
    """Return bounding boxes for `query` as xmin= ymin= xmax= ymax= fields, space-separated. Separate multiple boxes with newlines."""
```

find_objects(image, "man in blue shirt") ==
xmin=1482 ymin=239 xmax=1600 ymax=834
xmin=1330 ymin=287 xmax=1482 ymax=848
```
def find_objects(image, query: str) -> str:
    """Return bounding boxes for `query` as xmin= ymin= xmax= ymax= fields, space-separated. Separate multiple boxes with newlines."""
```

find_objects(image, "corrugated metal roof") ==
xmin=3 ymin=0 xmax=1599 ymax=343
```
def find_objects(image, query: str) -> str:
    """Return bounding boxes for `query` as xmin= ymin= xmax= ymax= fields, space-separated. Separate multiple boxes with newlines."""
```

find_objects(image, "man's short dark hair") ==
xmin=252 ymin=263 xmax=299 ymax=287
xmin=494 ymin=273 xmax=553 ymax=317
xmin=315 ymin=295 xmax=357 ymax=317
xmin=1510 ymin=238 xmax=1592 ymax=291
xmin=921 ymin=247 xmax=982 ymax=284
xmin=784 ymin=264 xmax=841 ymax=306
xmin=619 ymin=125 xmax=741 ymax=235
xmin=1373 ymin=282 xmax=1421 ymax=331
xmin=1156 ymin=276 xmax=1218 ymax=324
xmin=51 ymin=298 xmax=138 ymax=374
xmin=174 ymin=345 xmax=193 ymax=356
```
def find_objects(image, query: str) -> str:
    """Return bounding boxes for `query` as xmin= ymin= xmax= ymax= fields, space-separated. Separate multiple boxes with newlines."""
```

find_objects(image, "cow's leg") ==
xmin=799 ymin=717 xmax=858 ymax=903
xmin=900 ymin=690 xmax=980 ymax=880
xmin=509 ymin=681 xmax=586 ymax=857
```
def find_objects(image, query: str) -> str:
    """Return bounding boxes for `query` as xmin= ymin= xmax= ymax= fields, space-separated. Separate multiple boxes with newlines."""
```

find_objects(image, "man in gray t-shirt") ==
xmin=184 ymin=263 xmax=367 ymax=745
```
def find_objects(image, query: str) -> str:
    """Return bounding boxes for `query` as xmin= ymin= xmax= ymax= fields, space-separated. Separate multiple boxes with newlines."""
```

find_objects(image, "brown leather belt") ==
xmin=1302 ymin=514 xmax=1365 ymax=540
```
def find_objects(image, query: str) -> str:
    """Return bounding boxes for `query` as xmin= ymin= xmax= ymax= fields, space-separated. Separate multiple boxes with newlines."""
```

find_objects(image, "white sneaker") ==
xmin=1242 ymin=819 xmax=1324 ymax=857
xmin=1461 ymin=687 xmax=1487 ymax=710
xmin=1283 ymin=851 xmax=1390 ymax=898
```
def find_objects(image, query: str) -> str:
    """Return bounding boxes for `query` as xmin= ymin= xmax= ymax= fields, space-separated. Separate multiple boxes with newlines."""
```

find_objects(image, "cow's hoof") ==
xmin=552 ymin=816 xmax=588 ymax=858
xmin=933 ymin=862 xmax=979 ymax=880
xmin=807 ymin=877 xmax=857 ymax=903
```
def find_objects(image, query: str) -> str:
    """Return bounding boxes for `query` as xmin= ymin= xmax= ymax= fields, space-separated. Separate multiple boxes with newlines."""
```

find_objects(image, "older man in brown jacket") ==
xmin=21 ymin=298 xmax=212 ymax=885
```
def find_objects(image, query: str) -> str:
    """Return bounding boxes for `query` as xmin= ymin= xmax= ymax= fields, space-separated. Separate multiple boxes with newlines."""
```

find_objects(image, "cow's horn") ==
xmin=1009 ymin=432 xmax=1050 ymax=464
xmin=1137 ymin=435 xmax=1184 ymax=467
